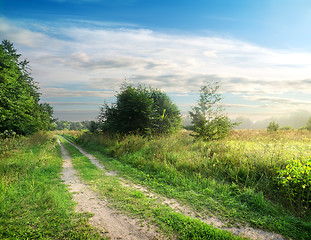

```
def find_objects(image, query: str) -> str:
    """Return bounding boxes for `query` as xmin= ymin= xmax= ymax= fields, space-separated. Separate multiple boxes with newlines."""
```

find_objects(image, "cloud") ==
xmin=3 ymin=17 xmax=311 ymax=94
xmin=45 ymin=101 xmax=103 ymax=106
xmin=53 ymin=109 xmax=99 ymax=121
xmin=40 ymin=88 xmax=114 ymax=98
xmin=0 ymin=18 xmax=54 ymax=48
xmin=245 ymin=96 xmax=311 ymax=106
xmin=2 ymin=17 xmax=311 ymax=120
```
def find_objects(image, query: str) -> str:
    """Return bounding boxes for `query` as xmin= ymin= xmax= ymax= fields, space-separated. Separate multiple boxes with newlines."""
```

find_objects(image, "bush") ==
xmin=277 ymin=158 xmax=311 ymax=215
xmin=267 ymin=121 xmax=279 ymax=132
xmin=189 ymin=82 xmax=236 ymax=140
xmin=279 ymin=126 xmax=294 ymax=130
xmin=98 ymin=83 xmax=182 ymax=135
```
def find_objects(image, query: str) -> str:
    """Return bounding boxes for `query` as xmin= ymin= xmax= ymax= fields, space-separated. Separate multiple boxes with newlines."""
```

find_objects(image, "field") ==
xmin=1 ymin=129 xmax=311 ymax=239
xmin=66 ymin=129 xmax=311 ymax=239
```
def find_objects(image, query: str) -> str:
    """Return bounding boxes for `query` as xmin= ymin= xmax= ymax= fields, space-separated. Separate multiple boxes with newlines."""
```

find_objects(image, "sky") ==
xmin=1 ymin=0 xmax=311 ymax=123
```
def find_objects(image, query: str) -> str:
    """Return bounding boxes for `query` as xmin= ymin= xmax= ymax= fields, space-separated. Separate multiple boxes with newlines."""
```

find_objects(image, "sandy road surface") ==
xmin=58 ymin=138 xmax=161 ymax=240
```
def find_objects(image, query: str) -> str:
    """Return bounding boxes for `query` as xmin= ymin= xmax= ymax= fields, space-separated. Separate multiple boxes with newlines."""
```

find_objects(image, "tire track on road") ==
xmin=58 ymin=138 xmax=160 ymax=240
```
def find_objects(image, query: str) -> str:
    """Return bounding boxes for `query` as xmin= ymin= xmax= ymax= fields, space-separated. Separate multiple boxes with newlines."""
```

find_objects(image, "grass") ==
xmin=63 ymin=129 xmax=311 ymax=240
xmin=0 ymin=132 xmax=106 ymax=239
xmin=59 ymin=135 xmax=247 ymax=240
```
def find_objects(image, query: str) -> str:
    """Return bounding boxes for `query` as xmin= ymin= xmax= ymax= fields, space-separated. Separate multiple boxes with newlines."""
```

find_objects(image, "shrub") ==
xmin=189 ymin=81 xmax=236 ymax=140
xmin=267 ymin=121 xmax=279 ymax=132
xmin=277 ymin=158 xmax=311 ymax=215
xmin=279 ymin=126 xmax=294 ymax=130
xmin=98 ymin=83 xmax=181 ymax=135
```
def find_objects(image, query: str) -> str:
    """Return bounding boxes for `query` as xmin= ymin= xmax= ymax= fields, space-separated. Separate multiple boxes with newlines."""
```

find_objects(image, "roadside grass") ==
xmin=0 ymin=132 xmax=106 ymax=239
xmin=59 ymin=136 xmax=247 ymax=240
xmin=63 ymin=130 xmax=311 ymax=240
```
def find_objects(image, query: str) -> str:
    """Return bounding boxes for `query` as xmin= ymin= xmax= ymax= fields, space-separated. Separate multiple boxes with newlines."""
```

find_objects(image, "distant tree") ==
xmin=55 ymin=120 xmax=88 ymax=131
xmin=279 ymin=126 xmax=294 ymax=130
xmin=56 ymin=121 xmax=70 ymax=130
xmin=267 ymin=121 xmax=279 ymax=132
xmin=0 ymin=40 xmax=54 ymax=135
xmin=88 ymin=121 xmax=99 ymax=133
xmin=189 ymin=81 xmax=236 ymax=140
xmin=98 ymin=83 xmax=182 ymax=135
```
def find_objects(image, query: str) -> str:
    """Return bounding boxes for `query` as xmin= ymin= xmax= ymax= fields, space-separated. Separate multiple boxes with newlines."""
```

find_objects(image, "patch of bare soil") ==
xmin=59 ymin=138 xmax=162 ymax=240
xmin=61 ymin=138 xmax=285 ymax=240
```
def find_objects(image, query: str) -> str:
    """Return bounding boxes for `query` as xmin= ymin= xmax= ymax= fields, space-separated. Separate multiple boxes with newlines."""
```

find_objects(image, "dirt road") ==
xmin=59 ymin=138 xmax=161 ymax=240
xmin=58 ymin=137 xmax=285 ymax=240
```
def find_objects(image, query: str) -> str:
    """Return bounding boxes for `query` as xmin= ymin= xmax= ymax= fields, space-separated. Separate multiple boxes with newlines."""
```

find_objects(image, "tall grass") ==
xmin=76 ymin=130 xmax=311 ymax=202
xmin=60 ymin=135 xmax=246 ymax=240
xmin=0 ymin=132 xmax=105 ymax=239
xmin=66 ymin=129 xmax=311 ymax=239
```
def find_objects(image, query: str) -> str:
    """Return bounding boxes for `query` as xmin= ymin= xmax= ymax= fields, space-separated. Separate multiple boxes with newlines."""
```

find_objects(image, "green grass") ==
xmin=59 ymin=135 xmax=247 ymax=240
xmin=63 ymin=130 xmax=311 ymax=240
xmin=0 ymin=132 xmax=106 ymax=239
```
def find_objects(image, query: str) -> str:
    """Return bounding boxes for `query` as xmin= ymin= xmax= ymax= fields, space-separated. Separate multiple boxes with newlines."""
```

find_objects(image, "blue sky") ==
xmin=1 ymin=0 xmax=311 ymax=122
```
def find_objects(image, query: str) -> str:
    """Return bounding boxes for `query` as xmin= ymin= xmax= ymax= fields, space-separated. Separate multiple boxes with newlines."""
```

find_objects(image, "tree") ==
xmin=0 ymin=40 xmax=54 ymax=135
xmin=98 ymin=83 xmax=181 ymax=134
xmin=267 ymin=121 xmax=279 ymax=132
xmin=88 ymin=121 xmax=99 ymax=133
xmin=189 ymin=81 xmax=236 ymax=140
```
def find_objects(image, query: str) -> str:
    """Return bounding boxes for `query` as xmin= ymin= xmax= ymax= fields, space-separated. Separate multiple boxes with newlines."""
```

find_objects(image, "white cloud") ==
xmin=2 ymin=17 xmax=311 ymax=120
xmin=41 ymin=88 xmax=114 ymax=98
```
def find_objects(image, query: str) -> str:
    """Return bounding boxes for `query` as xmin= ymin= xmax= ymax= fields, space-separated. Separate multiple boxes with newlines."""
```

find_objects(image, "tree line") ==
xmin=0 ymin=40 xmax=54 ymax=136
xmin=55 ymin=120 xmax=91 ymax=131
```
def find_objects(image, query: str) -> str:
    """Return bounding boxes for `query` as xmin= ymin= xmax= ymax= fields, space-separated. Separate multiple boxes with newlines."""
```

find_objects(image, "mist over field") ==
xmin=233 ymin=110 xmax=311 ymax=129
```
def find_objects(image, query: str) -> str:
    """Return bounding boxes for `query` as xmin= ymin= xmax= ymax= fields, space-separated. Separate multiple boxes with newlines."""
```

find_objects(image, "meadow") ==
xmin=1 ymin=129 xmax=311 ymax=239
xmin=64 ymin=129 xmax=311 ymax=240
xmin=0 ymin=132 xmax=106 ymax=239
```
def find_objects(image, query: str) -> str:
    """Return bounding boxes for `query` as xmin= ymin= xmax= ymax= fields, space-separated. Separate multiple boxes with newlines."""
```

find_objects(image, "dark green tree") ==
xmin=0 ymin=40 xmax=54 ymax=135
xmin=189 ymin=81 xmax=236 ymax=140
xmin=98 ymin=83 xmax=181 ymax=134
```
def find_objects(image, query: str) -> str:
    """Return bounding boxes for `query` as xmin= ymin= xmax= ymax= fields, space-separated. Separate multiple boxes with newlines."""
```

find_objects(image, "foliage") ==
xmin=189 ymin=82 xmax=236 ymax=140
xmin=88 ymin=120 xmax=100 ymax=133
xmin=0 ymin=40 xmax=54 ymax=135
xmin=267 ymin=121 xmax=279 ymax=132
xmin=98 ymin=83 xmax=181 ymax=135
xmin=279 ymin=126 xmax=294 ymax=130
xmin=277 ymin=158 xmax=311 ymax=215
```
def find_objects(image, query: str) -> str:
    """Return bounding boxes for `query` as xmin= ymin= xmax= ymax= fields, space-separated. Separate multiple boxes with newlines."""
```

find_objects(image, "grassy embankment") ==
xmin=0 ymin=132 xmax=106 ymax=239
xmin=63 ymin=129 xmax=311 ymax=240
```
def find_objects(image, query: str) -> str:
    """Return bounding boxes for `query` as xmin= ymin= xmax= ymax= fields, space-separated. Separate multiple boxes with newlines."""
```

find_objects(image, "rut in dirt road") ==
xmin=58 ymin=138 xmax=161 ymax=240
